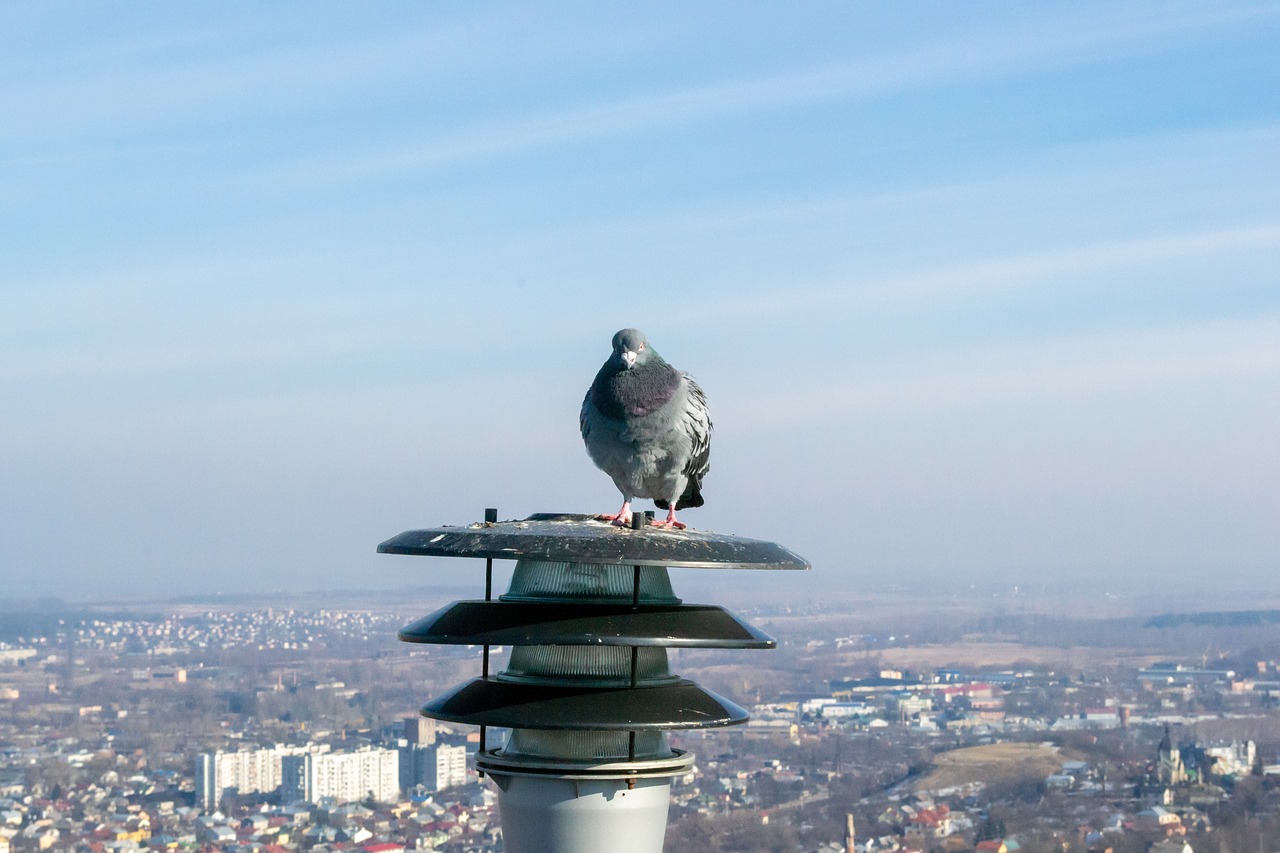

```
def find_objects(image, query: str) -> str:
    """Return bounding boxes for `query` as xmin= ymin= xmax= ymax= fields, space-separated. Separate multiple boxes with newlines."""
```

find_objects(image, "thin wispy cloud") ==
xmin=840 ymin=224 xmax=1280 ymax=306
xmin=247 ymin=3 xmax=1280 ymax=187
xmin=675 ymin=223 xmax=1280 ymax=325
xmin=736 ymin=316 xmax=1280 ymax=424
xmin=0 ymin=329 xmax=369 ymax=384
xmin=0 ymin=9 xmax=507 ymax=142
xmin=482 ymin=121 xmax=1280 ymax=250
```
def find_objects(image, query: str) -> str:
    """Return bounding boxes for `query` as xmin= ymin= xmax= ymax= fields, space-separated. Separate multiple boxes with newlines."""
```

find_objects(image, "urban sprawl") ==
xmin=4 ymin=596 xmax=1280 ymax=853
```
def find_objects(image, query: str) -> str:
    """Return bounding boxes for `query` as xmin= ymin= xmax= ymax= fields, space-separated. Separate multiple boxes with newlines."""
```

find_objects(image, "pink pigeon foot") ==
xmin=597 ymin=501 xmax=633 ymax=526
xmin=649 ymin=506 xmax=686 ymax=529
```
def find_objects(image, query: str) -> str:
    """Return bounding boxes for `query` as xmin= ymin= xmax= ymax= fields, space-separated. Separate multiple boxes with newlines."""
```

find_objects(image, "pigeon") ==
xmin=580 ymin=328 xmax=711 ymax=529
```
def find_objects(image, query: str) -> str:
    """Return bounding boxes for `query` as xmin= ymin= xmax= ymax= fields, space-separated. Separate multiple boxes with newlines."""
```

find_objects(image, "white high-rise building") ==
xmin=281 ymin=747 xmax=400 ymax=804
xmin=427 ymin=744 xmax=468 ymax=791
xmin=399 ymin=743 xmax=469 ymax=792
xmin=196 ymin=744 xmax=322 ymax=809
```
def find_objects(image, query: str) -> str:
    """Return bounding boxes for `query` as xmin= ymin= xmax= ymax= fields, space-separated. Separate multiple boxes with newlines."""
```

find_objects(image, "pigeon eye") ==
xmin=638 ymin=344 xmax=645 ymax=351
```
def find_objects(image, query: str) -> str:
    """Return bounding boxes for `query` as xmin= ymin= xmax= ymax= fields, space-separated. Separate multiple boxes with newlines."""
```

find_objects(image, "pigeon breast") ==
xmin=589 ymin=360 xmax=680 ymax=419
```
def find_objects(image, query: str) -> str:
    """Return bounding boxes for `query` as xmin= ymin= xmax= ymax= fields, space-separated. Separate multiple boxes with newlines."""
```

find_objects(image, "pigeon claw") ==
xmin=648 ymin=506 xmax=685 ymax=529
xmin=598 ymin=501 xmax=633 ymax=526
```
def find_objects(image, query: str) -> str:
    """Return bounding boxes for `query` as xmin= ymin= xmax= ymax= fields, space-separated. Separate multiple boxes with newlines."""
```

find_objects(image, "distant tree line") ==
xmin=1145 ymin=610 xmax=1280 ymax=629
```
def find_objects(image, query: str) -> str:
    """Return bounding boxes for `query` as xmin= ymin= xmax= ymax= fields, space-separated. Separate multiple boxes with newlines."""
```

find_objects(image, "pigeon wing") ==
xmin=579 ymin=388 xmax=592 ymax=443
xmin=676 ymin=373 xmax=712 ymax=508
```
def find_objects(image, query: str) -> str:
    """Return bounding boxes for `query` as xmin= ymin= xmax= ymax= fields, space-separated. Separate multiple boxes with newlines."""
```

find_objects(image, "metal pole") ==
xmin=629 ymin=515 xmax=644 ymax=762
xmin=480 ymin=507 xmax=497 ymax=774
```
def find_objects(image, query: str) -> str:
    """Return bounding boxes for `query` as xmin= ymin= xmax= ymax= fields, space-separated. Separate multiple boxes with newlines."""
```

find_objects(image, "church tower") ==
xmin=1157 ymin=725 xmax=1186 ymax=785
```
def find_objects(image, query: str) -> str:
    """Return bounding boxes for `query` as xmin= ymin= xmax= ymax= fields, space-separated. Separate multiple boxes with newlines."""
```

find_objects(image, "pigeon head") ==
xmin=610 ymin=328 xmax=652 ymax=370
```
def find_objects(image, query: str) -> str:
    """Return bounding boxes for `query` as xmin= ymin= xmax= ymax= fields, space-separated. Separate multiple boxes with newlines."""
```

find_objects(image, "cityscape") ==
xmin=4 ymin=4 xmax=1277 ymax=852
xmin=6 ymin=588 xmax=1280 ymax=853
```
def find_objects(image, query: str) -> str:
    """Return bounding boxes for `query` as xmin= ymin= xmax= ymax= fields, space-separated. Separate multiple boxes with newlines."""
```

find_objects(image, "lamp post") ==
xmin=382 ymin=512 xmax=808 ymax=853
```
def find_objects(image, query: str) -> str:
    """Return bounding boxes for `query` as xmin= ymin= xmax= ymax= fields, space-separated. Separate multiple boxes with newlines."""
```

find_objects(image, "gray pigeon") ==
xmin=580 ymin=328 xmax=711 ymax=529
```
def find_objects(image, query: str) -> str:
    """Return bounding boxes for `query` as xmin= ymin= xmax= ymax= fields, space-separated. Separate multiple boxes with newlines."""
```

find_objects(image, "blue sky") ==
xmin=2 ymin=2 xmax=1278 ymax=600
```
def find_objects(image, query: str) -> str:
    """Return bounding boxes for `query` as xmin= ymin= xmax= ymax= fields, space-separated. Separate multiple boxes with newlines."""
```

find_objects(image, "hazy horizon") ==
xmin=3 ymin=3 xmax=1278 ymax=600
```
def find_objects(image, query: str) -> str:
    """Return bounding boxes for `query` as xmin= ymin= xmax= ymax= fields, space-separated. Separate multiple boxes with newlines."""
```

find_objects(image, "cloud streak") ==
xmin=675 ymin=222 xmax=1280 ymax=325
xmin=250 ymin=3 xmax=1280 ymax=186
xmin=734 ymin=315 xmax=1280 ymax=425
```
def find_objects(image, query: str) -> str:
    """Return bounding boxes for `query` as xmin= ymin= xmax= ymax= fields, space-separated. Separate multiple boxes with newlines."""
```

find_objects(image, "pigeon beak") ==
xmin=621 ymin=350 xmax=637 ymax=369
